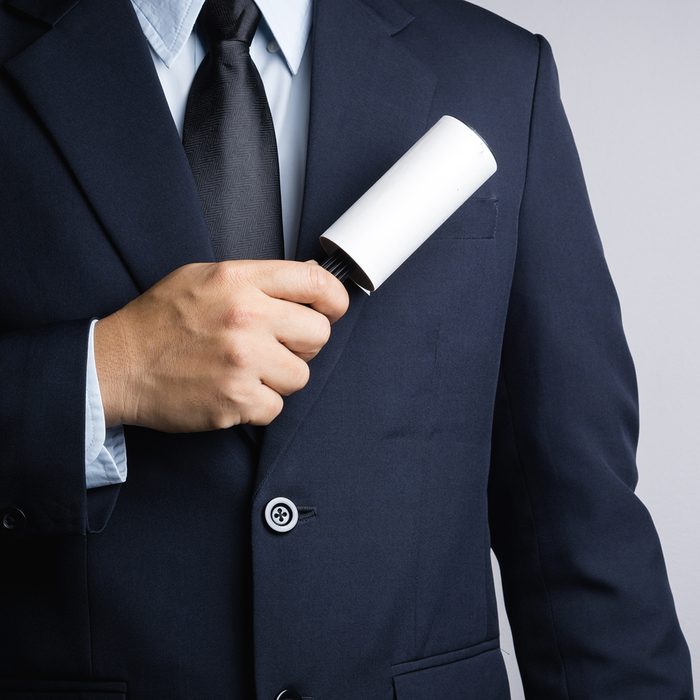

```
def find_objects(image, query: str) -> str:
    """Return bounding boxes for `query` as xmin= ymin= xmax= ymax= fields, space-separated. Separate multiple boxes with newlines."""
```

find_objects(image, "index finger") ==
xmin=253 ymin=259 xmax=350 ymax=324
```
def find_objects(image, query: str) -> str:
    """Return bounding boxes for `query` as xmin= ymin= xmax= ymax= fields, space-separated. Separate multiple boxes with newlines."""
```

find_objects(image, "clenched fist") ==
xmin=94 ymin=259 xmax=349 ymax=433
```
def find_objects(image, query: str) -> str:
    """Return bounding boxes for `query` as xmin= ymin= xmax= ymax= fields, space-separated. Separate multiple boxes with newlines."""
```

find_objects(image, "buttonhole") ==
xmin=297 ymin=506 xmax=317 ymax=523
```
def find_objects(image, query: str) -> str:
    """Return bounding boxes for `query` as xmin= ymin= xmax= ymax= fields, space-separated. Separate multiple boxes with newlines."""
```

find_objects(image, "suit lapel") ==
xmin=253 ymin=0 xmax=437 ymax=495
xmin=4 ymin=0 xmax=214 ymax=293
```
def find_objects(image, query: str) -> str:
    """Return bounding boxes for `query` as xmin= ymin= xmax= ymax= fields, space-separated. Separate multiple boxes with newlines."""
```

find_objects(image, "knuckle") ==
xmin=328 ymin=280 xmax=350 ymax=318
xmin=313 ymin=313 xmax=332 ymax=345
xmin=296 ymin=349 xmax=317 ymax=362
xmin=248 ymin=390 xmax=284 ymax=425
xmin=303 ymin=260 xmax=328 ymax=294
xmin=212 ymin=260 xmax=247 ymax=288
xmin=223 ymin=303 xmax=255 ymax=330
xmin=217 ymin=375 xmax=252 ymax=411
xmin=209 ymin=261 xmax=232 ymax=287
xmin=336 ymin=285 xmax=350 ymax=315
xmin=209 ymin=412 xmax=233 ymax=431
xmin=264 ymin=392 xmax=284 ymax=422
xmin=208 ymin=388 xmax=241 ymax=430
xmin=224 ymin=339 xmax=254 ymax=369
xmin=290 ymin=358 xmax=310 ymax=390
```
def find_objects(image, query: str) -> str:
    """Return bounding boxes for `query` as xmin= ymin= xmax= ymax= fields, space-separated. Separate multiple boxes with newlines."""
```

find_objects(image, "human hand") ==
xmin=94 ymin=259 xmax=349 ymax=432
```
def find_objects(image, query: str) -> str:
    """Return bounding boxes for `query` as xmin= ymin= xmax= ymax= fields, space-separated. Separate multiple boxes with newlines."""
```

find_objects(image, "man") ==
xmin=0 ymin=0 xmax=693 ymax=696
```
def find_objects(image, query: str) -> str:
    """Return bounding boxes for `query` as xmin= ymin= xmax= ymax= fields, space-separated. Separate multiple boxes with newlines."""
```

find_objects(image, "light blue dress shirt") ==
xmin=84 ymin=0 xmax=313 ymax=489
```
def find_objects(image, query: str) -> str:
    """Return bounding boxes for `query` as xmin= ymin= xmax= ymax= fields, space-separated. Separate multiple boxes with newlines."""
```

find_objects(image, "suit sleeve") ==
xmin=0 ymin=318 xmax=93 ymax=536
xmin=487 ymin=34 xmax=694 ymax=698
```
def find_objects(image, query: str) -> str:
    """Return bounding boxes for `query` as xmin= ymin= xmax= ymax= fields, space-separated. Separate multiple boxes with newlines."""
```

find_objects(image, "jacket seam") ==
xmin=499 ymin=370 xmax=572 ymax=700
xmin=514 ymin=32 xmax=543 ymax=234
xmin=502 ymin=33 xmax=573 ymax=677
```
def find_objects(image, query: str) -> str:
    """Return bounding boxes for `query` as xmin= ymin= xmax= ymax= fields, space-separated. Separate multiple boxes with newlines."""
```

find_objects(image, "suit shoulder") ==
xmin=402 ymin=0 xmax=541 ymax=67
xmin=432 ymin=0 xmax=534 ymax=37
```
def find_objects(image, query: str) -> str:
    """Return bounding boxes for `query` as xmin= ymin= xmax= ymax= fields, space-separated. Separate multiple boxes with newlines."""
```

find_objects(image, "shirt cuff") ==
xmin=85 ymin=318 xmax=128 ymax=489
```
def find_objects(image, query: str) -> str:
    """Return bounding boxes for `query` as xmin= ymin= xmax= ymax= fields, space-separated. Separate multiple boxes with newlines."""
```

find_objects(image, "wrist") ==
xmin=94 ymin=310 xmax=136 ymax=427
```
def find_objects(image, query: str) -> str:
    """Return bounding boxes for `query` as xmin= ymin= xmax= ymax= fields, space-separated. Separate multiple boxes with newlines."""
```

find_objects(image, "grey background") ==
xmin=468 ymin=0 xmax=700 ymax=695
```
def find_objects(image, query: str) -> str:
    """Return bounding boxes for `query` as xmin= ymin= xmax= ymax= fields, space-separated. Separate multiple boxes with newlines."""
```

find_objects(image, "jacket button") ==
xmin=275 ymin=690 xmax=302 ymax=700
xmin=264 ymin=497 xmax=299 ymax=533
xmin=1 ymin=506 xmax=27 ymax=531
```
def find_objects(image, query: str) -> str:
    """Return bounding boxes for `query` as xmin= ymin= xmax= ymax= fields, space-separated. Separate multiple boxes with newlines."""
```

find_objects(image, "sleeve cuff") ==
xmin=85 ymin=318 xmax=128 ymax=489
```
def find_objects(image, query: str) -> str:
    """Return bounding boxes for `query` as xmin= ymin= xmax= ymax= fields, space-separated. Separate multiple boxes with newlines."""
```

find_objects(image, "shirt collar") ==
xmin=131 ymin=0 xmax=312 ymax=74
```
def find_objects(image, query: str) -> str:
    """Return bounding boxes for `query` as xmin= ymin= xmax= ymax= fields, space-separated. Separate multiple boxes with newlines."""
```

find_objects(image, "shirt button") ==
xmin=1 ymin=506 xmax=27 ymax=532
xmin=264 ymin=497 xmax=299 ymax=533
xmin=275 ymin=689 xmax=302 ymax=700
xmin=267 ymin=39 xmax=280 ymax=53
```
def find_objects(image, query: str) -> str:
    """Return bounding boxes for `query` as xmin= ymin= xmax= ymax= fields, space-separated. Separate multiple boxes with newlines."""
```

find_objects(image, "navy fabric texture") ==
xmin=0 ymin=0 xmax=693 ymax=697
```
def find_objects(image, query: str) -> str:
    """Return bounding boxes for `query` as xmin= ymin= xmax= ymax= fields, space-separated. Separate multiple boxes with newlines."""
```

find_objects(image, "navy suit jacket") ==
xmin=0 ymin=0 xmax=693 ymax=697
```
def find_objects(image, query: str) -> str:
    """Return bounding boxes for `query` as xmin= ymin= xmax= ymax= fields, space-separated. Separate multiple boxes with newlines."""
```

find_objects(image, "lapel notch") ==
xmin=355 ymin=0 xmax=416 ymax=36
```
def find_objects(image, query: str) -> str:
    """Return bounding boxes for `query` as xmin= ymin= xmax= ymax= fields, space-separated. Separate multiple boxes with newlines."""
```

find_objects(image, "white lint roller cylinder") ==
xmin=319 ymin=115 xmax=497 ymax=293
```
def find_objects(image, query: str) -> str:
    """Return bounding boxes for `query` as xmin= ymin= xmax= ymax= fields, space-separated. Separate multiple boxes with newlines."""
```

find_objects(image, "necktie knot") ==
xmin=199 ymin=0 xmax=261 ymax=46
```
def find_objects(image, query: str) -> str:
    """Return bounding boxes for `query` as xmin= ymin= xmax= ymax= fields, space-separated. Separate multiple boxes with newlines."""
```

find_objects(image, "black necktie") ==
xmin=182 ymin=0 xmax=284 ymax=261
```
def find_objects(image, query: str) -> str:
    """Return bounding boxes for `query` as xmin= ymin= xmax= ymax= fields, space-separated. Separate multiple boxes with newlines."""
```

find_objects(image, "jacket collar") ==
xmin=129 ymin=0 xmax=312 ymax=73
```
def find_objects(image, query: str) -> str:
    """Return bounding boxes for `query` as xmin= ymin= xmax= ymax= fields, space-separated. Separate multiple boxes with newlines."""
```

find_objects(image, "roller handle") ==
xmin=320 ymin=250 xmax=356 ymax=284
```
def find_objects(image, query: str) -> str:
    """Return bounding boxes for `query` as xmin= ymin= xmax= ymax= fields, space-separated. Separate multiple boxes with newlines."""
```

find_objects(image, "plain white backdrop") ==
xmin=469 ymin=0 xmax=700 ymax=695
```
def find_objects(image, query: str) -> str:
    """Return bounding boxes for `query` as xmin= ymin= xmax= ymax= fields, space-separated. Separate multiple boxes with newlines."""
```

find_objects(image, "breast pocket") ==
xmin=429 ymin=195 xmax=498 ymax=240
